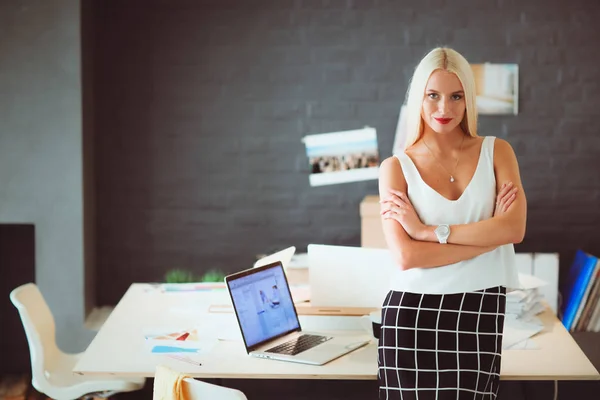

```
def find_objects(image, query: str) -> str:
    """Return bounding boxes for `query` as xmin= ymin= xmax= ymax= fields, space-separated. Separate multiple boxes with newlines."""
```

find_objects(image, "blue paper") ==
xmin=151 ymin=345 xmax=199 ymax=354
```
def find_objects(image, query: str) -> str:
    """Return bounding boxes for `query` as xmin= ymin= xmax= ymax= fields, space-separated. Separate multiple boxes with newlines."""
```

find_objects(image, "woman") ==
xmin=377 ymin=47 xmax=527 ymax=399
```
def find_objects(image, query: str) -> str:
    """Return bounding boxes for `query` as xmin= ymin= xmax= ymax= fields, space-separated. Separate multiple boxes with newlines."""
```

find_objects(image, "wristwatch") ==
xmin=434 ymin=224 xmax=450 ymax=244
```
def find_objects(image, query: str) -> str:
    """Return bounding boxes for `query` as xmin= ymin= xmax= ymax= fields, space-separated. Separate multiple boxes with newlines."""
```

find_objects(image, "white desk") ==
xmin=74 ymin=284 xmax=600 ymax=381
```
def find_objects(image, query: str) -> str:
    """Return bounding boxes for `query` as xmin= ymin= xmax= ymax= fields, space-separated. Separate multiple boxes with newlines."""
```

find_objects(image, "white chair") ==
xmin=153 ymin=364 xmax=247 ymax=400
xmin=182 ymin=378 xmax=248 ymax=400
xmin=10 ymin=283 xmax=146 ymax=400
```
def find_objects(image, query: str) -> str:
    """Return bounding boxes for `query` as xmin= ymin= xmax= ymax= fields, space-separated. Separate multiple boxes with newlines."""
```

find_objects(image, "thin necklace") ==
xmin=423 ymin=135 xmax=465 ymax=183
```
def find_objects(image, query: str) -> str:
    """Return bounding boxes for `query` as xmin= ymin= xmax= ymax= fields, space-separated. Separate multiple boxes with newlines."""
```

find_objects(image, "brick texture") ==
xmin=92 ymin=0 xmax=600 ymax=305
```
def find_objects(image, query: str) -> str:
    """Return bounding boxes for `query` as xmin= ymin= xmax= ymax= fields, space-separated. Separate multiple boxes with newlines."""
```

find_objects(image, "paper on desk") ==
xmin=150 ymin=341 xmax=217 ymax=354
xmin=506 ymin=288 xmax=541 ymax=303
xmin=506 ymin=295 xmax=544 ymax=314
xmin=516 ymin=273 xmax=548 ymax=290
xmin=144 ymin=328 xmax=201 ymax=342
xmin=288 ymin=253 xmax=308 ymax=269
xmin=144 ymin=328 xmax=218 ymax=353
xmin=506 ymin=305 xmax=546 ymax=325
xmin=290 ymin=285 xmax=311 ymax=303
xmin=506 ymin=289 xmax=530 ymax=302
xmin=161 ymin=282 xmax=226 ymax=292
xmin=502 ymin=318 xmax=544 ymax=350
xmin=506 ymin=338 xmax=540 ymax=350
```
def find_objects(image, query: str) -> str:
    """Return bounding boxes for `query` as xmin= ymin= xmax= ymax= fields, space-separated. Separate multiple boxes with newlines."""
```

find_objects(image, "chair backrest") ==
xmin=182 ymin=378 xmax=248 ymax=400
xmin=9 ymin=283 xmax=60 ymax=390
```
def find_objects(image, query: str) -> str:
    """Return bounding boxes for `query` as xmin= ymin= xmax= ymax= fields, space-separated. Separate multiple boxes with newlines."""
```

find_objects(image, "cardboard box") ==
xmin=360 ymin=195 xmax=387 ymax=248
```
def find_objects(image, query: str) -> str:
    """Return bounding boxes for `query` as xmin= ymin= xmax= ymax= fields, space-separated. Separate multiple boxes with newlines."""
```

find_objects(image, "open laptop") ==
xmin=253 ymin=246 xmax=296 ymax=269
xmin=225 ymin=261 xmax=370 ymax=365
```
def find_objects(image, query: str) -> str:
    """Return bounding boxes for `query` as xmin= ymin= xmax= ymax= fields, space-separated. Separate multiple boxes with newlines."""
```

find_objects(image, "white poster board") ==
xmin=392 ymin=104 xmax=408 ymax=155
xmin=471 ymin=63 xmax=519 ymax=115
xmin=303 ymin=127 xmax=380 ymax=187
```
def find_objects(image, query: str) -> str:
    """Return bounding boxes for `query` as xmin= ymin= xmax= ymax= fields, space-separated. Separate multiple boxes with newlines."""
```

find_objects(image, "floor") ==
xmin=0 ymin=307 xmax=114 ymax=400
xmin=3 ymin=372 xmax=600 ymax=399
xmin=0 ymin=375 xmax=48 ymax=400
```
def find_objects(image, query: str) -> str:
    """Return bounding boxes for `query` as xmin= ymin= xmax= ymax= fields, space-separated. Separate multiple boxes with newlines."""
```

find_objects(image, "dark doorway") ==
xmin=0 ymin=224 xmax=35 ymax=373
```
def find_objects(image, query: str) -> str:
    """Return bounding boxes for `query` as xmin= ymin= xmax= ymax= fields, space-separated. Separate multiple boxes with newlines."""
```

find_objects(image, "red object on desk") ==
xmin=175 ymin=332 xmax=190 ymax=341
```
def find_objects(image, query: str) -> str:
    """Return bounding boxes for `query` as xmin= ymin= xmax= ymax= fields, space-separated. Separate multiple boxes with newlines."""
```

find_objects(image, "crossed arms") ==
xmin=378 ymin=138 xmax=527 ymax=271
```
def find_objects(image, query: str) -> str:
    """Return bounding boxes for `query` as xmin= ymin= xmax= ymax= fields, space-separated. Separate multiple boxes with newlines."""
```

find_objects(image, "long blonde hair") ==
xmin=403 ymin=47 xmax=478 ymax=149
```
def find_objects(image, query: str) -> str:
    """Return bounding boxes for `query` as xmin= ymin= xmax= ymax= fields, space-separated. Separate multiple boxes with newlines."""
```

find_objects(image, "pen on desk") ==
xmin=167 ymin=354 xmax=202 ymax=366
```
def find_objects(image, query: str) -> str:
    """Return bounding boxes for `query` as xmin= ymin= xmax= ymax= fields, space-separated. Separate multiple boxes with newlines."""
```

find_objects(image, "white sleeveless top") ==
xmin=390 ymin=136 xmax=520 ymax=294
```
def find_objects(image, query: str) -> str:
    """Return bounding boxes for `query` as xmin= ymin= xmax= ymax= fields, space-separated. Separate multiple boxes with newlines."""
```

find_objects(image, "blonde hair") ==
xmin=403 ymin=47 xmax=478 ymax=149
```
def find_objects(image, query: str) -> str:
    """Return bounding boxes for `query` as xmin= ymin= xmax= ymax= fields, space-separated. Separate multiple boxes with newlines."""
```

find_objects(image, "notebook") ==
xmin=225 ymin=261 xmax=370 ymax=365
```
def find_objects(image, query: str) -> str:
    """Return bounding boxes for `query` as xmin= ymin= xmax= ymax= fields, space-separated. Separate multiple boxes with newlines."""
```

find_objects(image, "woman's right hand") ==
xmin=494 ymin=182 xmax=518 ymax=217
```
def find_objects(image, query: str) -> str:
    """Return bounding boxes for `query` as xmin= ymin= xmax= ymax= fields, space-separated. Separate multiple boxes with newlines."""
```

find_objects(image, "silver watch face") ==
xmin=436 ymin=225 xmax=450 ymax=236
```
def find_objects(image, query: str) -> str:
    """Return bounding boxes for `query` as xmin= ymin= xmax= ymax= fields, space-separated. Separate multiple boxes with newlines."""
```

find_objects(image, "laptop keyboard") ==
xmin=265 ymin=334 xmax=333 ymax=356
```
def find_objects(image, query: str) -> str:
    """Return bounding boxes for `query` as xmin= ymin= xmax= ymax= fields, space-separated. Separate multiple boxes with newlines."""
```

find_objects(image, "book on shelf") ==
xmin=587 ymin=289 xmax=600 ymax=332
xmin=560 ymin=250 xmax=600 ymax=332
xmin=574 ymin=263 xmax=600 ymax=332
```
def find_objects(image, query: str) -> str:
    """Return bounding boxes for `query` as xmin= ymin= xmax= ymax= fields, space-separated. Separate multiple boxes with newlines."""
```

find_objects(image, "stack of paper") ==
xmin=502 ymin=273 xmax=547 ymax=350
xmin=505 ymin=289 xmax=546 ymax=321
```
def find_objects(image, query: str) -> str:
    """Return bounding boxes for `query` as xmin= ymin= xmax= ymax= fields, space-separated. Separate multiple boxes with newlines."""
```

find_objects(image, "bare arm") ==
xmin=417 ymin=139 xmax=527 ymax=247
xmin=379 ymin=156 xmax=497 ymax=271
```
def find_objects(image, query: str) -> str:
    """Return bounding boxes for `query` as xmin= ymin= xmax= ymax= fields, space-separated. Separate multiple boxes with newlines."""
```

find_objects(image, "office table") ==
xmin=74 ymin=284 xmax=600 ymax=381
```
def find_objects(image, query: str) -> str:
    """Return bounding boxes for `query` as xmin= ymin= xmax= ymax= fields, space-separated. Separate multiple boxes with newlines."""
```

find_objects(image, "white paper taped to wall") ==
xmin=392 ymin=104 xmax=408 ymax=155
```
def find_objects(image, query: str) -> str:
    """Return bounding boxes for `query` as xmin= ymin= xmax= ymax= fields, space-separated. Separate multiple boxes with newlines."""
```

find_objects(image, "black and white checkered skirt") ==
xmin=378 ymin=286 xmax=506 ymax=400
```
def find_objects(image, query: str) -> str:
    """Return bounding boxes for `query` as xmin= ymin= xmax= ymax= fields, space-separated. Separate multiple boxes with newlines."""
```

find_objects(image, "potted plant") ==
xmin=163 ymin=268 xmax=226 ymax=284
xmin=164 ymin=269 xmax=198 ymax=284
xmin=200 ymin=269 xmax=226 ymax=283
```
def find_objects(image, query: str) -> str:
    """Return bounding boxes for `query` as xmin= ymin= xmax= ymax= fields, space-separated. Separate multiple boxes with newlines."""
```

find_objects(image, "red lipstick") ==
xmin=434 ymin=117 xmax=452 ymax=124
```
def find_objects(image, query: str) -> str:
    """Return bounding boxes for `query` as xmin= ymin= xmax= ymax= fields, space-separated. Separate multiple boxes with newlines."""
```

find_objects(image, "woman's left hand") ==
xmin=380 ymin=189 xmax=425 ymax=240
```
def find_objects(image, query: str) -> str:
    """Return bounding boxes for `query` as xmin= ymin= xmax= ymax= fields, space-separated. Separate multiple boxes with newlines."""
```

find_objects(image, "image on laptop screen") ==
xmin=228 ymin=264 xmax=300 ymax=348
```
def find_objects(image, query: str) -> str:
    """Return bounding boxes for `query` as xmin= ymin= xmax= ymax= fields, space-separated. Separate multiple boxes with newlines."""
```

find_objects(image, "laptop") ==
xmin=225 ymin=261 xmax=370 ymax=365
xmin=308 ymin=244 xmax=396 ymax=308
xmin=253 ymin=246 xmax=296 ymax=269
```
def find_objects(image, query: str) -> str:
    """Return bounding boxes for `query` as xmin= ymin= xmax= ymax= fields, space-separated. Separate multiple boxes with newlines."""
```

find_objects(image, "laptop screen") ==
xmin=227 ymin=263 xmax=300 ymax=349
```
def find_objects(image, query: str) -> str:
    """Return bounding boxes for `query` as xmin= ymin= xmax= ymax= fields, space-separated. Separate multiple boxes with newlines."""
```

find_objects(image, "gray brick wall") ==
xmin=93 ymin=0 xmax=600 ymax=305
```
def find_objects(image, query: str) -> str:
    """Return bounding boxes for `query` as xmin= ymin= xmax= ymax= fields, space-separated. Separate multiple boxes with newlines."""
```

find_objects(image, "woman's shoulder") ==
xmin=379 ymin=155 xmax=406 ymax=193
xmin=380 ymin=155 xmax=403 ymax=171
xmin=486 ymin=137 xmax=519 ymax=165
xmin=379 ymin=155 xmax=408 ymax=186
xmin=468 ymin=135 xmax=514 ymax=154
xmin=486 ymin=136 xmax=515 ymax=156
xmin=477 ymin=135 xmax=512 ymax=148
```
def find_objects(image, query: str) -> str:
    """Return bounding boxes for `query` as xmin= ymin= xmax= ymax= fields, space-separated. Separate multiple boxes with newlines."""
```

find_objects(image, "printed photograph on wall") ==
xmin=471 ymin=63 xmax=519 ymax=115
xmin=303 ymin=127 xmax=380 ymax=187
